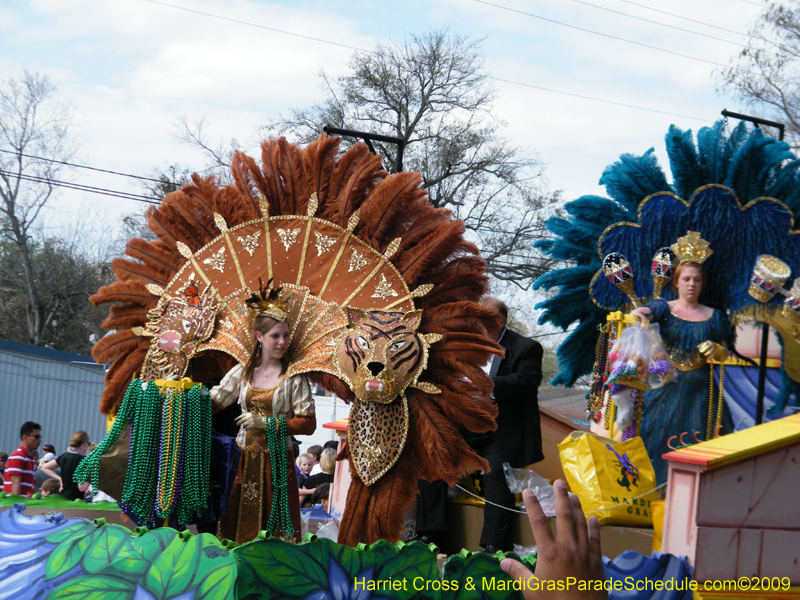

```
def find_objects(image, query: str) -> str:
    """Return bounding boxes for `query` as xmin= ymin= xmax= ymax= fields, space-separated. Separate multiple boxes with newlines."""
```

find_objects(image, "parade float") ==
xmin=3 ymin=120 xmax=800 ymax=599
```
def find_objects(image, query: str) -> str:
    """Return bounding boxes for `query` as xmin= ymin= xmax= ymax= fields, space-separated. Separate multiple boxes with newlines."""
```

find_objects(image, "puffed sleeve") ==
xmin=210 ymin=364 xmax=245 ymax=410
xmin=646 ymin=299 xmax=669 ymax=325
xmin=274 ymin=375 xmax=316 ymax=436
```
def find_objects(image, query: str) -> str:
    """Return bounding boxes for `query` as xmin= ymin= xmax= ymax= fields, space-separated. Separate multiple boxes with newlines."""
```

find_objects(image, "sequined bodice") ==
xmin=245 ymin=385 xmax=275 ymax=418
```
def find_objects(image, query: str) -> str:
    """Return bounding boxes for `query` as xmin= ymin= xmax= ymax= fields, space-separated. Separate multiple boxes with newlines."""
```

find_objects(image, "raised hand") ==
xmin=500 ymin=480 xmax=606 ymax=600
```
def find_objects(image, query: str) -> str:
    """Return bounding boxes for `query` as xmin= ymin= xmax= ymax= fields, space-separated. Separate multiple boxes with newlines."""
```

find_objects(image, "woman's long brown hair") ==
xmin=242 ymin=314 xmax=289 ymax=384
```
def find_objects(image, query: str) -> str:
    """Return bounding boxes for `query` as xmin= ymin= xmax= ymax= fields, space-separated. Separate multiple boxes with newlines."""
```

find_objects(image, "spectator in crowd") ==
xmin=311 ymin=482 xmax=331 ymax=513
xmin=296 ymin=453 xmax=314 ymax=488
xmin=307 ymin=444 xmax=323 ymax=475
xmin=40 ymin=478 xmax=61 ymax=497
xmin=304 ymin=448 xmax=335 ymax=488
xmin=36 ymin=452 xmax=58 ymax=489
xmin=300 ymin=448 xmax=336 ymax=507
xmin=42 ymin=444 xmax=56 ymax=456
xmin=0 ymin=452 xmax=7 ymax=486
xmin=3 ymin=421 xmax=42 ymax=497
xmin=40 ymin=431 xmax=91 ymax=501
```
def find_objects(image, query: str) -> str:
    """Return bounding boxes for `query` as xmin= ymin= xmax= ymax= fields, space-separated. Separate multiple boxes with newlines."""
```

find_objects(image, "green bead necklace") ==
xmin=265 ymin=416 xmax=294 ymax=538
xmin=75 ymin=378 xmax=212 ymax=527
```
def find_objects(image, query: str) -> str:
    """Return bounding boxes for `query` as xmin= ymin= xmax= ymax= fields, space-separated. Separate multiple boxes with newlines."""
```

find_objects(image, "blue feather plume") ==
xmin=535 ymin=120 xmax=800 ymax=387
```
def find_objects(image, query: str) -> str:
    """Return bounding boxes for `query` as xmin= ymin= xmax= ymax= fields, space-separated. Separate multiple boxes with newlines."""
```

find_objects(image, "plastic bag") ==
xmin=503 ymin=463 xmax=556 ymax=516
xmin=513 ymin=544 xmax=537 ymax=559
xmin=607 ymin=323 xmax=674 ymax=390
xmin=315 ymin=518 xmax=339 ymax=542
xmin=558 ymin=432 xmax=659 ymax=526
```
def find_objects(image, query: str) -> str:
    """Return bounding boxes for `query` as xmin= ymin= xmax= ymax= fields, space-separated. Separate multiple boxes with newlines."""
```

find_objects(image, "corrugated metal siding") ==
xmin=0 ymin=348 xmax=106 ymax=458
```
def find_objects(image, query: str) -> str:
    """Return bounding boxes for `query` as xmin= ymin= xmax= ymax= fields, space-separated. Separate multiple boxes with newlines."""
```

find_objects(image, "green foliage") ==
xmin=46 ymin=575 xmax=136 ymax=600
xmin=39 ymin=521 xmax=530 ymax=600
xmin=442 ymin=552 xmax=526 ymax=600
xmin=0 ymin=237 xmax=111 ymax=354
xmin=44 ymin=524 xmax=236 ymax=600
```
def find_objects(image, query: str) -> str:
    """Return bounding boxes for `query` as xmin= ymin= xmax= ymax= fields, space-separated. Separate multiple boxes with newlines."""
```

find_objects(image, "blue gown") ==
xmin=639 ymin=300 xmax=735 ymax=484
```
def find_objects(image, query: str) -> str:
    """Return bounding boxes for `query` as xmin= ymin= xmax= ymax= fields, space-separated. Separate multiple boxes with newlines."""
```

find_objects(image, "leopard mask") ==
xmin=335 ymin=308 xmax=441 ymax=485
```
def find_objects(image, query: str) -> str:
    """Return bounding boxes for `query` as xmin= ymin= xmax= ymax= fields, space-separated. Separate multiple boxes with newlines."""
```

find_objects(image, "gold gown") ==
xmin=211 ymin=366 xmax=315 ymax=543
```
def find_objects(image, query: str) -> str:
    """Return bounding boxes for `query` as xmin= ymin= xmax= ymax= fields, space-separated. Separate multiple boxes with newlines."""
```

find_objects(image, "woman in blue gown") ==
xmin=632 ymin=261 xmax=735 ymax=484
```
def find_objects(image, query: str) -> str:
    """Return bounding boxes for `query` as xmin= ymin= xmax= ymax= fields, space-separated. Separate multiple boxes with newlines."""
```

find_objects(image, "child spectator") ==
xmin=40 ymin=478 xmax=61 ymax=497
xmin=296 ymin=453 xmax=314 ymax=488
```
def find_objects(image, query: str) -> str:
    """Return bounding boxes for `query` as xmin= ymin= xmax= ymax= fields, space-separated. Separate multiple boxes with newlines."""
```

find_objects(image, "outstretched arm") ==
xmin=500 ymin=480 xmax=606 ymax=600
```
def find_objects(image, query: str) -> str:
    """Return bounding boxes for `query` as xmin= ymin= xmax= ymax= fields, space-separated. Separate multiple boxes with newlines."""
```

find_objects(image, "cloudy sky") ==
xmin=1 ymin=0 xmax=768 ymax=224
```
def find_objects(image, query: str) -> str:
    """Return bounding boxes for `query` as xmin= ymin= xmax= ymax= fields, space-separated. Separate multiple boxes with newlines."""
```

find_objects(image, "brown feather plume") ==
xmin=93 ymin=133 xmax=500 ymax=546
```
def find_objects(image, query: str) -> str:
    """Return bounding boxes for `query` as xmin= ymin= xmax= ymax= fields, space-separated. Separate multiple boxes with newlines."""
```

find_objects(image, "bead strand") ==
xmin=74 ymin=377 xmax=140 ymax=491
xmin=265 ymin=416 xmax=294 ymax=538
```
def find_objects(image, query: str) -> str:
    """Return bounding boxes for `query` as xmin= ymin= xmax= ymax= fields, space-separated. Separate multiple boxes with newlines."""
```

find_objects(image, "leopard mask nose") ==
xmin=367 ymin=361 xmax=384 ymax=377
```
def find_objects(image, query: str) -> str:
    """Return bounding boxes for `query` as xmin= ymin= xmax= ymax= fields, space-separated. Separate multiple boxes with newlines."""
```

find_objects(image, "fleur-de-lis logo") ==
xmin=236 ymin=231 xmax=261 ymax=256
xmin=372 ymin=274 xmax=399 ymax=299
xmin=348 ymin=248 xmax=371 ymax=272
xmin=277 ymin=228 xmax=301 ymax=251
xmin=203 ymin=248 xmax=226 ymax=272
xmin=314 ymin=231 xmax=336 ymax=256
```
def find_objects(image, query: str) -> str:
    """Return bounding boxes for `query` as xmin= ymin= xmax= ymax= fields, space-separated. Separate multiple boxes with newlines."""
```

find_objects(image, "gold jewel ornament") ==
xmin=245 ymin=278 xmax=287 ymax=323
xmin=670 ymin=231 xmax=713 ymax=265
xmin=783 ymin=278 xmax=800 ymax=323
xmin=651 ymin=247 xmax=678 ymax=298
xmin=603 ymin=252 xmax=640 ymax=307
xmin=749 ymin=254 xmax=791 ymax=303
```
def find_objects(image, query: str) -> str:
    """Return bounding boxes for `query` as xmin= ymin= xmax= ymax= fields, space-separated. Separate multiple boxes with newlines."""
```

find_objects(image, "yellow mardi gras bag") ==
xmin=558 ymin=432 xmax=659 ymax=527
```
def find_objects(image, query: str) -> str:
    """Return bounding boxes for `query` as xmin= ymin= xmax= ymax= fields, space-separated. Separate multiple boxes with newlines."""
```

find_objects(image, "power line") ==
xmin=0 ymin=148 xmax=177 ymax=186
xmin=0 ymin=169 xmax=160 ymax=204
xmin=474 ymin=0 xmax=761 ymax=76
xmin=572 ymin=0 xmax=773 ymax=54
xmin=137 ymin=0 xmax=713 ymax=123
xmin=618 ymin=0 xmax=757 ymax=40
xmin=141 ymin=0 xmax=373 ymax=54
xmin=491 ymin=77 xmax=711 ymax=122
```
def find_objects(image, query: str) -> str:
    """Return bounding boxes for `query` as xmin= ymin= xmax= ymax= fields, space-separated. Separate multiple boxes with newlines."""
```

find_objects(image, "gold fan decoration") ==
xmin=91 ymin=135 xmax=501 ymax=546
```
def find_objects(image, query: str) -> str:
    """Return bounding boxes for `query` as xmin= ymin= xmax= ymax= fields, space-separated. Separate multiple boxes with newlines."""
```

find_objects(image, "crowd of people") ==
xmin=1 ymin=421 xmax=96 ymax=501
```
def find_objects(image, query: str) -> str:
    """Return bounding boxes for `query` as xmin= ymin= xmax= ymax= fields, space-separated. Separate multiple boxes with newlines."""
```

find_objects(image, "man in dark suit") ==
xmin=465 ymin=296 xmax=544 ymax=553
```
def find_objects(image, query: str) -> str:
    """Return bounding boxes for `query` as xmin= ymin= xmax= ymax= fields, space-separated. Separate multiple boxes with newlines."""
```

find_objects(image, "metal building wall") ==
xmin=0 ymin=341 xmax=106 ymax=457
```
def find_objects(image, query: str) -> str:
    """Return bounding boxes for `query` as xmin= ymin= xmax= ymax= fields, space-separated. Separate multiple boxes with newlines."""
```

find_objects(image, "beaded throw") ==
xmin=75 ymin=378 xmax=212 ymax=527
xmin=265 ymin=416 xmax=293 ymax=538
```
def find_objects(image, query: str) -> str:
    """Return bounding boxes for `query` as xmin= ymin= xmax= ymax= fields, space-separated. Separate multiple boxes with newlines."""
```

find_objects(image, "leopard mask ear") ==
xmin=401 ymin=310 xmax=423 ymax=332
xmin=345 ymin=306 xmax=369 ymax=327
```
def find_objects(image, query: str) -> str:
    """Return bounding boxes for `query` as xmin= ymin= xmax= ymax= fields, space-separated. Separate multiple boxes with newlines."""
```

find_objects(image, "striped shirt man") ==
xmin=3 ymin=445 xmax=37 ymax=497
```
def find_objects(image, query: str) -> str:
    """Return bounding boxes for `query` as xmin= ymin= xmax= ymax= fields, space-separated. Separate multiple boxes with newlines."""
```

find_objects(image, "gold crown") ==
xmin=670 ymin=231 xmax=713 ymax=265
xmin=245 ymin=278 xmax=286 ymax=322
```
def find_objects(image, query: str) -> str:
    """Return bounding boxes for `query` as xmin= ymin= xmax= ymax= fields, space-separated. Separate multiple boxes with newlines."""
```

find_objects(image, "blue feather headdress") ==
xmin=534 ymin=121 xmax=800 ymax=387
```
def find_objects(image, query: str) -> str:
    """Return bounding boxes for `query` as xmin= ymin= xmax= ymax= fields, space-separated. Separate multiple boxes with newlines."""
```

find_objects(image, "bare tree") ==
xmin=0 ymin=71 xmax=76 ymax=345
xmin=180 ymin=30 xmax=559 ymax=289
xmin=719 ymin=1 xmax=800 ymax=146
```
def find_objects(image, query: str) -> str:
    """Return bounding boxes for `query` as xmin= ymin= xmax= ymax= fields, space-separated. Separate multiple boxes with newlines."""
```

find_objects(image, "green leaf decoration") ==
xmin=46 ymin=521 xmax=96 ymax=545
xmin=145 ymin=533 xmax=203 ymax=599
xmin=81 ymin=525 xmax=131 ymax=574
xmin=234 ymin=537 xmax=330 ymax=599
xmin=186 ymin=534 xmax=236 ymax=593
xmin=373 ymin=542 xmax=440 ymax=600
xmin=45 ymin=528 xmax=96 ymax=580
xmin=144 ymin=532 xmax=234 ymax=600
xmin=442 ymin=553 xmax=524 ymax=600
xmin=45 ymin=575 xmax=136 ymax=600
xmin=105 ymin=528 xmax=178 ymax=581
xmin=196 ymin=564 xmax=237 ymax=600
